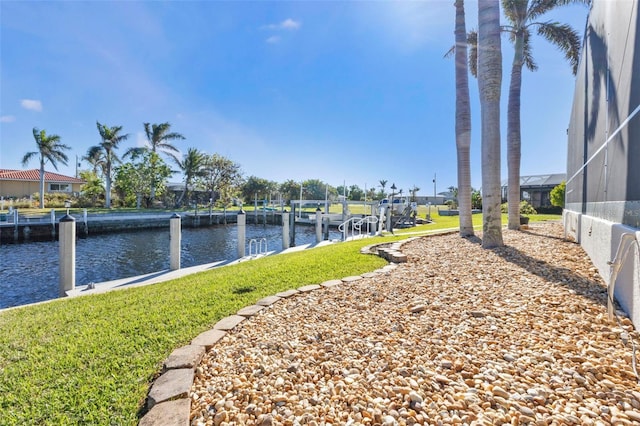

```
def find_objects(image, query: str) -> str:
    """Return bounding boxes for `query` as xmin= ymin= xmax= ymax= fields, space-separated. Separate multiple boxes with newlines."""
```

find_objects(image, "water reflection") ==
xmin=0 ymin=224 xmax=340 ymax=309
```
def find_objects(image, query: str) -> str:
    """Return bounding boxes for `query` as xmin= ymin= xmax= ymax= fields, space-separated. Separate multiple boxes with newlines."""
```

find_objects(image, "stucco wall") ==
xmin=566 ymin=0 xmax=639 ymax=224
xmin=565 ymin=1 xmax=640 ymax=327
xmin=0 ymin=181 xmax=83 ymax=198
xmin=564 ymin=210 xmax=640 ymax=326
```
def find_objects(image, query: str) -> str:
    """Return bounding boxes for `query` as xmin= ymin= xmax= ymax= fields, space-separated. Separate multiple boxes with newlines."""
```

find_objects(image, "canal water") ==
xmin=0 ymin=224 xmax=341 ymax=309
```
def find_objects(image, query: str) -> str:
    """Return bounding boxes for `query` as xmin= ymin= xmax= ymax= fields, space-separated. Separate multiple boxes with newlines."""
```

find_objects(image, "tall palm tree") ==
xmin=142 ymin=122 xmax=185 ymax=161
xmin=478 ymin=0 xmax=504 ymax=248
xmin=502 ymin=0 xmax=584 ymax=229
xmin=91 ymin=122 xmax=129 ymax=208
xmin=174 ymin=147 xmax=206 ymax=207
xmin=454 ymin=0 xmax=475 ymax=237
xmin=22 ymin=128 xmax=70 ymax=209
xmin=130 ymin=122 xmax=185 ymax=203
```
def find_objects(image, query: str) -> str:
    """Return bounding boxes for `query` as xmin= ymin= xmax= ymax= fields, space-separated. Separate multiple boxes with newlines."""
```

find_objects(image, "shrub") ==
xmin=550 ymin=181 xmax=566 ymax=208
xmin=501 ymin=200 xmax=538 ymax=215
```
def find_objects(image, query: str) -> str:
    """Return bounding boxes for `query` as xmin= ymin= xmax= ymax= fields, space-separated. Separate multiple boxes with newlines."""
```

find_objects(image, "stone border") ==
xmin=139 ymin=238 xmax=415 ymax=426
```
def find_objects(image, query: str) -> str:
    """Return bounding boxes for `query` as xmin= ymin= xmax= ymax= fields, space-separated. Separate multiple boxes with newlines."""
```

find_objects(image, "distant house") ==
xmin=501 ymin=173 xmax=566 ymax=208
xmin=564 ymin=2 xmax=640 ymax=326
xmin=0 ymin=169 xmax=85 ymax=199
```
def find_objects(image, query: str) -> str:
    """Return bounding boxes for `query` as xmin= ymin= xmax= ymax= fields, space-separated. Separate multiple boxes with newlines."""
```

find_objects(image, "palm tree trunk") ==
xmin=478 ymin=0 xmax=504 ymax=248
xmin=39 ymin=159 xmax=45 ymax=209
xmin=507 ymin=31 xmax=525 ymax=230
xmin=455 ymin=0 xmax=474 ymax=237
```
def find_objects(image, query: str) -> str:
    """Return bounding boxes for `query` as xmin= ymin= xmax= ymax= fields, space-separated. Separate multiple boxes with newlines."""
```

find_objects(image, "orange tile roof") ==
xmin=0 ymin=169 xmax=85 ymax=183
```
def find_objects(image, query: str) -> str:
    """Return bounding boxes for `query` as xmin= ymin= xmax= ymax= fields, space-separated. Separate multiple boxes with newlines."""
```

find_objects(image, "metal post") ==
xmin=315 ymin=208 xmax=322 ymax=243
xmin=385 ymin=206 xmax=392 ymax=233
xmin=290 ymin=204 xmax=296 ymax=247
xmin=299 ymin=183 xmax=303 ymax=219
xmin=51 ymin=209 xmax=56 ymax=239
xmin=170 ymin=213 xmax=181 ymax=270
xmin=323 ymin=215 xmax=330 ymax=240
xmin=237 ymin=209 xmax=246 ymax=258
xmin=282 ymin=210 xmax=290 ymax=250
xmin=254 ymin=193 xmax=258 ymax=224
xmin=59 ymin=214 xmax=76 ymax=296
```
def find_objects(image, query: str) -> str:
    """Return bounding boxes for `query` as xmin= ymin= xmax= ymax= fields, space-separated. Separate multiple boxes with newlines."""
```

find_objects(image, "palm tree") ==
xmin=410 ymin=185 xmax=420 ymax=202
xmin=128 ymin=122 xmax=185 ymax=203
xmin=502 ymin=0 xmax=584 ymax=229
xmin=478 ymin=0 xmax=504 ymax=248
xmin=379 ymin=179 xmax=388 ymax=197
xmin=22 ymin=128 xmax=70 ymax=209
xmin=83 ymin=147 xmax=106 ymax=177
xmin=174 ymin=148 xmax=206 ymax=207
xmin=90 ymin=122 xmax=129 ymax=208
xmin=454 ymin=0 xmax=475 ymax=237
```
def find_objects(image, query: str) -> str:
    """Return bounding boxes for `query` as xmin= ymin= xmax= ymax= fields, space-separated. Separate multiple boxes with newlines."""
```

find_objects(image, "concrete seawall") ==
xmin=0 ymin=211 xmax=286 ymax=244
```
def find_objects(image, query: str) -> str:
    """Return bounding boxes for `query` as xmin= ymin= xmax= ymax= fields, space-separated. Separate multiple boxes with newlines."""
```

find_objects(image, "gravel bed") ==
xmin=190 ymin=222 xmax=640 ymax=426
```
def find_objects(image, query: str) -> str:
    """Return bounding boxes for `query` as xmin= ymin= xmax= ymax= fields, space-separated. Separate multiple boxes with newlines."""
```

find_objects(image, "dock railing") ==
xmin=338 ymin=215 xmax=379 ymax=241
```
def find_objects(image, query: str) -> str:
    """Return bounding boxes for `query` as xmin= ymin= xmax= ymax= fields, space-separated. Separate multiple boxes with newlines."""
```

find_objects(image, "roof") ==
xmin=501 ymin=173 xmax=566 ymax=188
xmin=0 ymin=169 xmax=85 ymax=184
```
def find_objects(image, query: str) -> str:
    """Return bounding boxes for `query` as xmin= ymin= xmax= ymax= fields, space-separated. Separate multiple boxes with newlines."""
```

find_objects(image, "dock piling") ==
xmin=237 ymin=210 xmax=246 ymax=258
xmin=59 ymin=214 xmax=76 ymax=296
xmin=170 ymin=214 xmax=181 ymax=270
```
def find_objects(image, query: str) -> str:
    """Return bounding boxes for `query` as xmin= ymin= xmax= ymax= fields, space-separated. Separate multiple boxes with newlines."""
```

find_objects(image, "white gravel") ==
xmin=190 ymin=222 xmax=640 ymax=426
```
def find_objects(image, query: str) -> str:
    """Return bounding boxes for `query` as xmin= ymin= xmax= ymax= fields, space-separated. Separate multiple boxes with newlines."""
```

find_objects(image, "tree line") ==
xmin=22 ymin=122 xmax=414 ymax=210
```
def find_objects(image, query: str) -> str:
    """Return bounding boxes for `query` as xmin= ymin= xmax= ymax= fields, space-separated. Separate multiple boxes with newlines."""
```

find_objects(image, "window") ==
xmin=49 ymin=183 xmax=71 ymax=192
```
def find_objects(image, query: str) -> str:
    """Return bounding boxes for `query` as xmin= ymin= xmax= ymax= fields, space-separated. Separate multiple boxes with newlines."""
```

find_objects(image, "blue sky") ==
xmin=0 ymin=1 xmax=589 ymax=196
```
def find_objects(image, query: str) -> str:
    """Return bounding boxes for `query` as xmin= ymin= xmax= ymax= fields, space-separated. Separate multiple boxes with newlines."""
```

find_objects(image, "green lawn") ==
xmin=0 ymin=212 xmax=560 ymax=425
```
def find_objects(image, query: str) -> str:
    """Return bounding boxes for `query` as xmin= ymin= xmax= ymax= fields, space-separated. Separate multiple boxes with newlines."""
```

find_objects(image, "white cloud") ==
xmin=0 ymin=115 xmax=16 ymax=123
xmin=266 ymin=35 xmax=281 ymax=44
xmin=280 ymin=19 xmax=301 ymax=30
xmin=20 ymin=99 xmax=43 ymax=112
xmin=263 ymin=18 xmax=301 ymax=31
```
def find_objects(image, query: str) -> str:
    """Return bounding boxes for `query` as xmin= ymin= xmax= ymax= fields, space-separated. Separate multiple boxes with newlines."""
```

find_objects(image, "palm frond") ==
xmin=467 ymin=30 xmax=478 ymax=78
xmin=444 ymin=45 xmax=455 ymax=59
xmin=123 ymin=146 xmax=148 ymax=160
xmin=22 ymin=151 xmax=37 ymax=166
xmin=536 ymin=21 xmax=581 ymax=74
xmin=502 ymin=0 xmax=529 ymax=26
xmin=528 ymin=0 xmax=589 ymax=21
xmin=160 ymin=132 xmax=185 ymax=143
xmin=522 ymin=29 xmax=539 ymax=71
xmin=86 ymin=145 xmax=103 ymax=159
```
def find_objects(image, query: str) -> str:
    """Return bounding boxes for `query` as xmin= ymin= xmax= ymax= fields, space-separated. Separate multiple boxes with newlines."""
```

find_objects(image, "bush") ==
xmin=501 ymin=200 xmax=537 ymax=215
xmin=550 ymin=181 xmax=566 ymax=208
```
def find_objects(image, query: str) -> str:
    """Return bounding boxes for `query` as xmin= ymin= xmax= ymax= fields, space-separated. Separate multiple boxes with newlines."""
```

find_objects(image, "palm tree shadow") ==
xmin=519 ymin=226 xmax=576 ymax=243
xmin=491 ymin=243 xmax=609 ymax=307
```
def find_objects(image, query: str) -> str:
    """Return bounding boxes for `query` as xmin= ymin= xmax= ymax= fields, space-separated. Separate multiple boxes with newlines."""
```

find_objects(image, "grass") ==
xmin=0 ymin=211 xmax=561 ymax=425
xmin=0 ymin=238 xmax=389 ymax=425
